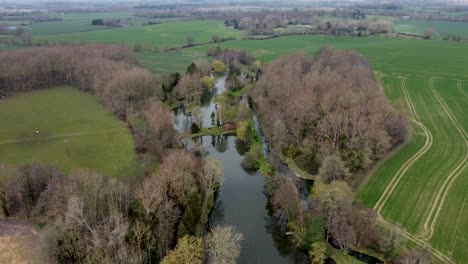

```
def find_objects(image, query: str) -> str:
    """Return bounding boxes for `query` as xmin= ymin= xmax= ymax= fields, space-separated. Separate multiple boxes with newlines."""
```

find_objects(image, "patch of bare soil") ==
xmin=0 ymin=219 xmax=48 ymax=264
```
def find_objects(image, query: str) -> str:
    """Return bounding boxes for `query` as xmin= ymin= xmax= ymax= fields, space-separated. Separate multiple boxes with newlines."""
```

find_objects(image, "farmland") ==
xmin=395 ymin=18 xmax=468 ymax=39
xmin=35 ymin=20 xmax=244 ymax=49
xmin=0 ymin=87 xmax=142 ymax=177
xmin=181 ymin=34 xmax=468 ymax=263
xmin=1 ymin=6 xmax=468 ymax=262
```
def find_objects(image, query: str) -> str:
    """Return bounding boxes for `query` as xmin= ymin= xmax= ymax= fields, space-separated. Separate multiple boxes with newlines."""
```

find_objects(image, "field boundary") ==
xmin=0 ymin=128 xmax=127 ymax=145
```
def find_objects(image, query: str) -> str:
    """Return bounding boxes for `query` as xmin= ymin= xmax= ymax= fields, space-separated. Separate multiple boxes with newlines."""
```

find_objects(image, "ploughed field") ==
xmin=0 ymin=87 xmax=141 ymax=177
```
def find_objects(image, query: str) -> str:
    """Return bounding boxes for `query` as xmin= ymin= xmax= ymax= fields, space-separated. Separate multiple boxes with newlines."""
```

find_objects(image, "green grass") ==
xmin=184 ymin=35 xmax=468 ymax=80
xmin=27 ymin=12 xmax=184 ymax=36
xmin=0 ymin=87 xmax=142 ymax=177
xmin=137 ymin=51 xmax=208 ymax=76
xmin=357 ymin=76 xmax=467 ymax=263
xmin=395 ymin=18 xmax=468 ymax=39
xmin=36 ymin=20 xmax=244 ymax=49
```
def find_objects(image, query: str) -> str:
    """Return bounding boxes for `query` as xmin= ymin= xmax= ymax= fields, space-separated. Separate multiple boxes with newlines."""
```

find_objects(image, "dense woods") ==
xmin=255 ymin=47 xmax=406 ymax=181
xmin=0 ymin=147 xmax=228 ymax=263
xmin=0 ymin=45 xmax=155 ymax=115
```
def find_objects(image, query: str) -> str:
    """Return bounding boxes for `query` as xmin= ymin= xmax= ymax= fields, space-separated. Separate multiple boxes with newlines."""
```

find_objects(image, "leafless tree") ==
xmin=206 ymin=225 xmax=244 ymax=264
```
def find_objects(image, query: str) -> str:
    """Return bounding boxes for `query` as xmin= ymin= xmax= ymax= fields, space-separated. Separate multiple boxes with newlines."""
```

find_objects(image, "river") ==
xmin=173 ymin=75 xmax=308 ymax=263
xmin=172 ymin=74 xmax=382 ymax=264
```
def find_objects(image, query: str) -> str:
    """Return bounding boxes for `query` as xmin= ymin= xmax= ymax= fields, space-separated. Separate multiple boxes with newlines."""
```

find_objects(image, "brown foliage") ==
xmin=142 ymin=99 xmax=176 ymax=157
xmin=255 ymin=47 xmax=406 ymax=176
xmin=0 ymin=44 xmax=154 ymax=115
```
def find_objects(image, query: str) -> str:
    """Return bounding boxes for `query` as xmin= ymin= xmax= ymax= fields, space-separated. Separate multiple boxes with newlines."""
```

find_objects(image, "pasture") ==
xmin=0 ymin=87 xmax=142 ymax=177
xmin=395 ymin=18 xmax=468 ymax=39
xmin=27 ymin=12 xmax=182 ymax=35
xmin=35 ymin=20 xmax=244 ymax=49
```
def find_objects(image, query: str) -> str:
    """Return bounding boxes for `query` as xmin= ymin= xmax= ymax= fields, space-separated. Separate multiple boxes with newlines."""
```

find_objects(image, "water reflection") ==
xmin=174 ymin=74 xmax=307 ymax=263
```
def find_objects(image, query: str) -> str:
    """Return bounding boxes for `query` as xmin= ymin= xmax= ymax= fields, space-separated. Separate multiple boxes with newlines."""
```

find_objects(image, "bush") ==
xmin=200 ymin=76 xmax=215 ymax=90
xmin=236 ymin=121 xmax=249 ymax=141
xmin=212 ymin=60 xmax=227 ymax=72
xmin=241 ymin=146 xmax=263 ymax=170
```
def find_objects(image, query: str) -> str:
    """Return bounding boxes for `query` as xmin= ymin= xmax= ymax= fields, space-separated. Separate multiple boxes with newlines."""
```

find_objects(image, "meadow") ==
xmin=0 ymin=87 xmax=142 ymax=177
xmin=35 ymin=20 xmax=244 ymax=49
xmin=26 ymin=12 xmax=184 ymax=36
xmin=395 ymin=18 xmax=468 ymax=39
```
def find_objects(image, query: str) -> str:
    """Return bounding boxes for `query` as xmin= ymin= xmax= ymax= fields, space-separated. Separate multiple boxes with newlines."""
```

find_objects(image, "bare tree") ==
xmin=143 ymin=99 xmax=175 ymax=157
xmin=318 ymin=154 xmax=350 ymax=183
xmin=199 ymin=158 xmax=224 ymax=226
xmin=424 ymin=28 xmax=434 ymax=39
xmin=206 ymin=225 xmax=244 ymax=264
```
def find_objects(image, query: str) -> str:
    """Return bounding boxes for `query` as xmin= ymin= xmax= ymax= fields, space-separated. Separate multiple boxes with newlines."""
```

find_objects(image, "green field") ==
xmin=0 ymin=87 xmax=142 ymax=177
xmin=27 ymin=12 xmax=183 ymax=36
xmin=35 ymin=20 xmax=244 ymax=49
xmin=395 ymin=18 xmax=468 ymax=39
xmin=357 ymin=76 xmax=467 ymax=263
xmin=137 ymin=51 xmax=209 ymax=76
xmin=183 ymin=35 xmax=468 ymax=79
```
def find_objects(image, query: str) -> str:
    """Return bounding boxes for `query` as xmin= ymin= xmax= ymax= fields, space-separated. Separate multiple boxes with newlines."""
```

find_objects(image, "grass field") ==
xmin=137 ymin=51 xmax=209 ymax=76
xmin=395 ymin=18 xmax=468 ymax=39
xmin=35 ymin=20 xmax=244 ymax=49
xmin=27 ymin=12 xmax=183 ymax=36
xmin=183 ymin=35 xmax=468 ymax=79
xmin=0 ymin=87 xmax=142 ymax=177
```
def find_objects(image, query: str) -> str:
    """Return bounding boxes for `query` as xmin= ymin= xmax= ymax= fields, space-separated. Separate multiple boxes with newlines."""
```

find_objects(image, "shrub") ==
xmin=212 ymin=60 xmax=227 ymax=72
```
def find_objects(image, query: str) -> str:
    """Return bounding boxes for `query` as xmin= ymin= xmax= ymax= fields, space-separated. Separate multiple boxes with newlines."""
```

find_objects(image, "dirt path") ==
xmin=0 ymin=219 xmax=48 ymax=264
xmin=416 ymin=83 xmax=468 ymax=240
xmin=0 ymin=128 xmax=126 ymax=145
xmin=374 ymin=77 xmax=433 ymax=215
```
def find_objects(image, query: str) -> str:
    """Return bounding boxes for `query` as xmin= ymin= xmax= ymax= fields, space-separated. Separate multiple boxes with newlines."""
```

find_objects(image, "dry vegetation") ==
xmin=255 ymin=47 xmax=406 ymax=181
xmin=0 ymin=44 xmax=155 ymax=115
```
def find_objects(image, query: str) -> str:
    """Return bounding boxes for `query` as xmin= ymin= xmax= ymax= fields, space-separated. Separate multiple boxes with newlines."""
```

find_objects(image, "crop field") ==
xmin=358 ymin=76 xmax=467 ymax=263
xmin=0 ymin=87 xmax=141 ymax=177
xmin=395 ymin=19 xmax=468 ymax=39
xmin=35 ymin=20 xmax=244 ymax=49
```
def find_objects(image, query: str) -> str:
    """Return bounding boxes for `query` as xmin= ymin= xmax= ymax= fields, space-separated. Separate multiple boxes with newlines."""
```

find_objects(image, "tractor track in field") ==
xmin=374 ymin=77 xmax=433 ymax=215
xmin=458 ymin=80 xmax=467 ymax=99
xmin=0 ymin=128 xmax=126 ymax=145
xmin=416 ymin=80 xmax=468 ymax=241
